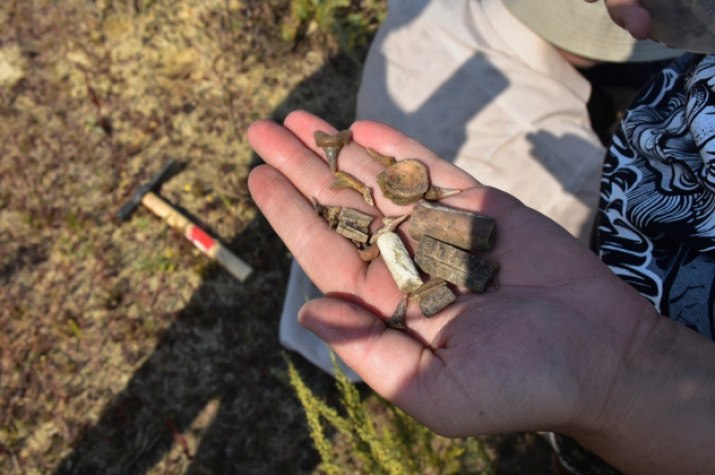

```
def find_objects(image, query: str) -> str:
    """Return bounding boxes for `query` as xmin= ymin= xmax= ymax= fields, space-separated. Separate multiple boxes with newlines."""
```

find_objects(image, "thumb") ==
xmin=298 ymin=297 xmax=433 ymax=402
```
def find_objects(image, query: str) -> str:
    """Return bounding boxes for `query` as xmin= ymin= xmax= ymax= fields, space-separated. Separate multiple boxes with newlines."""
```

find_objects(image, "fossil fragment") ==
xmin=386 ymin=294 xmax=408 ymax=330
xmin=314 ymin=200 xmax=373 ymax=245
xmin=377 ymin=159 xmax=430 ymax=205
xmin=411 ymin=278 xmax=456 ymax=317
xmin=314 ymin=130 xmax=352 ymax=174
xmin=409 ymin=200 xmax=496 ymax=252
xmin=357 ymin=244 xmax=381 ymax=262
xmin=366 ymin=147 xmax=397 ymax=167
xmin=337 ymin=206 xmax=372 ymax=231
xmin=376 ymin=231 xmax=423 ymax=293
xmin=369 ymin=214 xmax=409 ymax=244
xmin=313 ymin=199 xmax=342 ymax=228
xmin=414 ymin=235 xmax=498 ymax=293
xmin=335 ymin=207 xmax=373 ymax=243
xmin=423 ymin=186 xmax=461 ymax=201
xmin=336 ymin=222 xmax=369 ymax=243
xmin=331 ymin=170 xmax=374 ymax=206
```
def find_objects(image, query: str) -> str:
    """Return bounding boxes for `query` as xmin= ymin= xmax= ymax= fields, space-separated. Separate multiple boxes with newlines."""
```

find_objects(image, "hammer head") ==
xmin=116 ymin=159 xmax=183 ymax=221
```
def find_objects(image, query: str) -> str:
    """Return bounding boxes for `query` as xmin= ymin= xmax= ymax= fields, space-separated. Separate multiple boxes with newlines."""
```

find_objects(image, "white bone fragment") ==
xmin=376 ymin=231 xmax=423 ymax=293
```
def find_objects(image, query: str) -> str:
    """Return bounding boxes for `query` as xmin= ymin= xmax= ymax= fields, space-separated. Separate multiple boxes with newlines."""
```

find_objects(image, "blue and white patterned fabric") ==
xmin=596 ymin=53 xmax=715 ymax=341
xmin=554 ymin=53 xmax=715 ymax=475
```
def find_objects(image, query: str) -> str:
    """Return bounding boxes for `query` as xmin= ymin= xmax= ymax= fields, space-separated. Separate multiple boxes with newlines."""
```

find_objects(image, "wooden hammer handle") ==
xmin=141 ymin=191 xmax=253 ymax=282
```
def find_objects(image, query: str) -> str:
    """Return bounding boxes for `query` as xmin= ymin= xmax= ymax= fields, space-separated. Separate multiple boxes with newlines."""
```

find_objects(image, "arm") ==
xmin=247 ymin=110 xmax=715 ymax=474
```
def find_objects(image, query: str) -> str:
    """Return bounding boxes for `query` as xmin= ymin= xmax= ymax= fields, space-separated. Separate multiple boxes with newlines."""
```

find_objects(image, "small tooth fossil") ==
xmin=386 ymin=294 xmax=408 ymax=330
xmin=423 ymin=186 xmax=461 ymax=201
xmin=314 ymin=130 xmax=352 ymax=174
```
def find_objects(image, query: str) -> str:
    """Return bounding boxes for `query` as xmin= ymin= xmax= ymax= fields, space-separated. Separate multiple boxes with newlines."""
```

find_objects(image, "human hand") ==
xmin=248 ymin=110 xmax=651 ymax=432
xmin=247 ymin=111 xmax=715 ymax=473
xmin=584 ymin=0 xmax=652 ymax=39
xmin=586 ymin=0 xmax=715 ymax=52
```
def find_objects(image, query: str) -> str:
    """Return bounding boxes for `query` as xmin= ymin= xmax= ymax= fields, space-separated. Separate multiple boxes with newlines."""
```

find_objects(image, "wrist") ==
xmin=572 ymin=305 xmax=715 ymax=473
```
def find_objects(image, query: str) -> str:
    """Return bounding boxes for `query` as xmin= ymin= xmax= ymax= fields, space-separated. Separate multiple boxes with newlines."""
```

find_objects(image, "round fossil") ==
xmin=376 ymin=159 xmax=430 ymax=205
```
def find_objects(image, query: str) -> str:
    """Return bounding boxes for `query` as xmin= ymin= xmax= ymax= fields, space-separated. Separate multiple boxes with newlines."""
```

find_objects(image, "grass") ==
xmin=0 ymin=1 xmax=554 ymax=473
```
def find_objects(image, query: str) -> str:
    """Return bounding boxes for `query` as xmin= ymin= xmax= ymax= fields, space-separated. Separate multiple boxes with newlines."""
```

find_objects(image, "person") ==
xmin=278 ymin=0 xmax=679 ymax=383
xmin=246 ymin=2 xmax=715 ymax=472
xmin=247 ymin=109 xmax=715 ymax=474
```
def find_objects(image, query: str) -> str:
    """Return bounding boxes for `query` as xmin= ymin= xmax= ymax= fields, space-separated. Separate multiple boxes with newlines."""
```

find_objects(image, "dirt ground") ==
xmin=0 ymin=1 xmax=557 ymax=473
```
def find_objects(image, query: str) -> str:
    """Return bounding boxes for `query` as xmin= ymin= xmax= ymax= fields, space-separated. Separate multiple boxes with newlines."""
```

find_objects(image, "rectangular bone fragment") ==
xmin=409 ymin=200 xmax=496 ymax=252
xmin=336 ymin=222 xmax=369 ymax=243
xmin=415 ymin=235 xmax=498 ymax=293
xmin=376 ymin=231 xmax=424 ymax=293
xmin=338 ymin=207 xmax=373 ymax=231
xmin=412 ymin=279 xmax=456 ymax=317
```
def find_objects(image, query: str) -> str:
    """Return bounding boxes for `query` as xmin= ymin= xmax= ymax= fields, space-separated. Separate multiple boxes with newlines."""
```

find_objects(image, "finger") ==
xmin=282 ymin=111 xmax=418 ymax=215
xmin=248 ymin=164 xmax=363 ymax=291
xmin=247 ymin=116 xmax=373 ymax=215
xmin=604 ymin=0 xmax=652 ymax=39
xmin=299 ymin=297 xmax=443 ymax=416
xmin=351 ymin=119 xmax=524 ymax=219
xmin=248 ymin=164 xmax=403 ymax=312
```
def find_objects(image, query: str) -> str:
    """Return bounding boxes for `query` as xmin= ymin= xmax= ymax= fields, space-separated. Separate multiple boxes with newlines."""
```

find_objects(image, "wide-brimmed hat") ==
xmin=503 ymin=0 xmax=681 ymax=62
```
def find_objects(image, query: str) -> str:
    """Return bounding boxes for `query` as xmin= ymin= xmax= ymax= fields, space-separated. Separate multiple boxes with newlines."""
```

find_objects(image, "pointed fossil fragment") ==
xmin=424 ymin=186 xmax=461 ymax=201
xmin=376 ymin=231 xmax=423 ymax=293
xmin=314 ymin=130 xmax=352 ymax=174
xmin=414 ymin=235 xmax=498 ymax=293
xmin=376 ymin=159 xmax=430 ymax=205
xmin=369 ymin=214 xmax=410 ymax=245
xmin=331 ymin=170 xmax=374 ymax=206
xmin=386 ymin=294 xmax=408 ymax=330
xmin=366 ymin=147 xmax=397 ymax=167
xmin=409 ymin=200 xmax=496 ymax=252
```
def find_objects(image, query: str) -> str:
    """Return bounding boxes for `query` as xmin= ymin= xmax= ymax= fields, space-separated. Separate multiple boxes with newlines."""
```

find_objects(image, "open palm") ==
xmin=247 ymin=110 xmax=652 ymax=439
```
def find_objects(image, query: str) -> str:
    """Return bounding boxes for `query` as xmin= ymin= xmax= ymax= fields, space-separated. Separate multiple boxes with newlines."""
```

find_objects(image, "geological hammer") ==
xmin=116 ymin=160 xmax=253 ymax=282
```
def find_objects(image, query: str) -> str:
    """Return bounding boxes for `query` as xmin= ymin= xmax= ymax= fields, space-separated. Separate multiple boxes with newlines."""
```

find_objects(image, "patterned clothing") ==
xmin=555 ymin=53 xmax=715 ymax=475
xmin=596 ymin=53 xmax=715 ymax=340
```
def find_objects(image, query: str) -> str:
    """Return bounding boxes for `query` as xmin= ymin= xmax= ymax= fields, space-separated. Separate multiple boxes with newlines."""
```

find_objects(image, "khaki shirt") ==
xmin=357 ymin=0 xmax=605 ymax=241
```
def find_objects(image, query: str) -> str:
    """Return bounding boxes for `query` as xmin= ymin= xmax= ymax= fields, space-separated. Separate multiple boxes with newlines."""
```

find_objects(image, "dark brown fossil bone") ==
xmin=409 ymin=200 xmax=496 ymax=252
xmin=414 ymin=235 xmax=498 ymax=293
xmin=411 ymin=278 xmax=456 ymax=317
xmin=314 ymin=130 xmax=352 ymax=174
xmin=386 ymin=294 xmax=409 ymax=330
